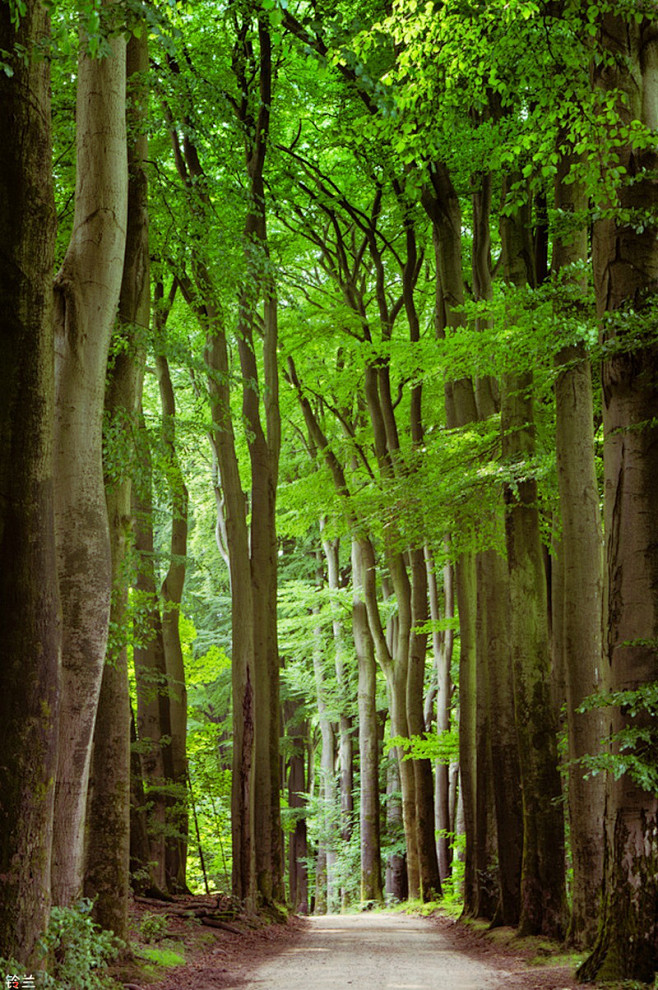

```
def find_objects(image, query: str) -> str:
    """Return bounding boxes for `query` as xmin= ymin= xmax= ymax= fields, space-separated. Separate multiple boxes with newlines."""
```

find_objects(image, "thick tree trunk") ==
xmin=51 ymin=12 xmax=127 ymax=907
xmin=0 ymin=1 xmax=59 ymax=965
xmin=553 ymin=155 xmax=606 ymax=949
xmin=500 ymin=197 xmax=567 ymax=939
xmin=353 ymin=539 xmax=383 ymax=904
xmin=579 ymin=14 xmax=658 ymax=981
xmin=423 ymin=166 xmax=481 ymax=914
xmin=479 ymin=547 xmax=523 ymax=925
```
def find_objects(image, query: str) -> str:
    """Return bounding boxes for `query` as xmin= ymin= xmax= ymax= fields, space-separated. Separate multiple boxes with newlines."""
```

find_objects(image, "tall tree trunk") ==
xmin=353 ymin=539 xmax=383 ymax=904
xmin=500 ymin=192 xmax=567 ymax=939
xmin=312 ymin=571 xmax=338 ymax=914
xmin=579 ymin=13 xmax=658 ymax=981
xmin=85 ymin=30 xmax=149 ymax=938
xmin=553 ymin=151 xmax=606 ymax=949
xmin=233 ymin=13 xmax=282 ymax=907
xmin=156 ymin=351 xmax=190 ymax=893
xmin=426 ymin=551 xmax=454 ymax=881
xmin=322 ymin=531 xmax=354 ymax=906
xmin=0 ymin=1 xmax=59 ymax=965
xmin=205 ymin=318 xmax=257 ymax=911
xmin=423 ymin=163 xmax=480 ymax=915
xmin=51 ymin=9 xmax=127 ymax=906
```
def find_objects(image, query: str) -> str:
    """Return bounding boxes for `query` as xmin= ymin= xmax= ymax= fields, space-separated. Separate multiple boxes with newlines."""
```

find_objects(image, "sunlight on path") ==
xmin=234 ymin=913 xmax=503 ymax=990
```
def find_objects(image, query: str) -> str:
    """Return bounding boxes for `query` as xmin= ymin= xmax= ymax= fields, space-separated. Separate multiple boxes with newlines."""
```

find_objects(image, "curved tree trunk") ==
xmin=0 ymin=1 xmax=59 ymax=965
xmin=85 ymin=29 xmax=149 ymax=938
xmin=51 ymin=10 xmax=127 ymax=907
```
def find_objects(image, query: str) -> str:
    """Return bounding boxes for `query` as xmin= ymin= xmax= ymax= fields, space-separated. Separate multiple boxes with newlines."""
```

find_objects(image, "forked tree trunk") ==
xmin=579 ymin=13 xmax=658 ymax=981
xmin=85 ymin=30 xmax=149 ymax=938
xmin=51 ymin=9 xmax=127 ymax=906
xmin=0 ymin=1 xmax=59 ymax=965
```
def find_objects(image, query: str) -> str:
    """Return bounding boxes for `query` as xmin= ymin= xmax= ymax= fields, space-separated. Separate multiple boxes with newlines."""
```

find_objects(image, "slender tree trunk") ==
xmin=385 ymin=750 xmax=408 ymax=901
xmin=553 ymin=152 xmax=606 ymax=949
xmin=426 ymin=552 xmax=453 ymax=881
xmin=579 ymin=13 xmax=658 ymax=981
xmin=284 ymin=699 xmax=309 ymax=914
xmin=51 ymin=10 xmax=127 ymax=906
xmin=156 ymin=352 xmax=190 ymax=894
xmin=133 ymin=433 xmax=173 ymax=896
xmin=500 ymin=193 xmax=567 ymax=939
xmin=0 ymin=1 xmax=59 ymax=965
xmin=312 ymin=569 xmax=338 ymax=914
xmin=205 ymin=320 xmax=256 ymax=909
xmin=322 ymin=531 xmax=354 ymax=907
xmin=353 ymin=539 xmax=383 ymax=904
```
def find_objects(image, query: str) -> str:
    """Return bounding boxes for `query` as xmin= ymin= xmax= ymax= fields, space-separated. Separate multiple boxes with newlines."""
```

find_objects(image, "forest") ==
xmin=0 ymin=0 xmax=657 ymax=985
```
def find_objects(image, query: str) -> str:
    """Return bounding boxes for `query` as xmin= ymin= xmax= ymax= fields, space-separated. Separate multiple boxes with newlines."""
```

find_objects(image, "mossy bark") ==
xmin=0 ymin=0 xmax=59 ymax=966
xmin=501 ymin=194 xmax=567 ymax=940
xmin=579 ymin=13 xmax=658 ymax=980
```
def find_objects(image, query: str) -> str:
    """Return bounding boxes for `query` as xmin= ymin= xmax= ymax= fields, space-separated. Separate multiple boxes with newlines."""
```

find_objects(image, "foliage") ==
xmin=577 ymin=680 xmax=658 ymax=795
xmin=137 ymin=913 xmax=169 ymax=944
xmin=38 ymin=900 xmax=123 ymax=990
xmin=388 ymin=730 xmax=459 ymax=765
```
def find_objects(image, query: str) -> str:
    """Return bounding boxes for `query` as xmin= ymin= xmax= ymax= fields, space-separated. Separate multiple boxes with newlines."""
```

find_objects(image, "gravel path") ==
xmin=236 ymin=912 xmax=509 ymax=989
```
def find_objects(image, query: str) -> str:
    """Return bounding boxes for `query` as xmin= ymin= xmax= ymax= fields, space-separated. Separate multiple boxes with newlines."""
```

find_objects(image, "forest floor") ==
xmin=119 ymin=896 xmax=594 ymax=990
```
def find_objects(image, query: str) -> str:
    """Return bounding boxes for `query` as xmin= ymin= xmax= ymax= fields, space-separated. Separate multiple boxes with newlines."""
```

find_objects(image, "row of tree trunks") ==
xmin=0 ymin=0 xmax=60 ymax=966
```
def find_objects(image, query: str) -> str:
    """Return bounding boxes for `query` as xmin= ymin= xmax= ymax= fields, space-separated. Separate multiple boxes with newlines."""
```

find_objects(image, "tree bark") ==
xmin=0 ymin=0 xmax=59 ymax=965
xmin=84 ymin=29 xmax=150 ymax=938
xmin=156 ymin=351 xmax=190 ymax=894
xmin=133 ymin=426 xmax=174 ymax=896
xmin=51 ymin=7 xmax=127 ymax=907
xmin=353 ymin=539 xmax=383 ymax=904
xmin=500 ymin=193 xmax=567 ymax=939
xmin=553 ymin=151 xmax=606 ymax=949
xmin=579 ymin=13 xmax=658 ymax=981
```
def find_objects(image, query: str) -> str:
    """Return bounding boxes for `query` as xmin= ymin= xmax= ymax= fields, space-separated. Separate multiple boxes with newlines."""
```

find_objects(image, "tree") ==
xmin=51 ymin=0 xmax=128 ymax=907
xmin=0 ymin=0 xmax=59 ymax=965
xmin=579 ymin=10 xmax=658 ymax=982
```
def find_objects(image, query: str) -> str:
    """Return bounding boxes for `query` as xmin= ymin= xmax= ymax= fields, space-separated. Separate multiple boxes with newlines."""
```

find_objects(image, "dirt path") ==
xmin=233 ymin=913 xmax=508 ymax=990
